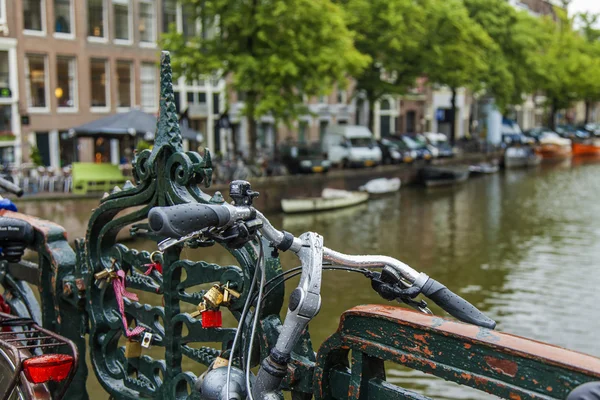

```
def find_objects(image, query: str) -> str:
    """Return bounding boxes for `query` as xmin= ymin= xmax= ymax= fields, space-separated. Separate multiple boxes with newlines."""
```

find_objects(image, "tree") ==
xmin=576 ymin=13 xmax=600 ymax=123
xmin=462 ymin=0 xmax=548 ymax=111
xmin=161 ymin=0 xmax=369 ymax=162
xmin=422 ymin=0 xmax=494 ymax=143
xmin=336 ymin=0 xmax=429 ymax=133
xmin=535 ymin=10 xmax=591 ymax=128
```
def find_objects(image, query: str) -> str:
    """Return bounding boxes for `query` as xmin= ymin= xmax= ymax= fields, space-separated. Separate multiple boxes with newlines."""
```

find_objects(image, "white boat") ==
xmin=281 ymin=188 xmax=369 ymax=214
xmin=359 ymin=178 xmax=401 ymax=195
xmin=504 ymin=147 xmax=542 ymax=169
xmin=469 ymin=163 xmax=499 ymax=175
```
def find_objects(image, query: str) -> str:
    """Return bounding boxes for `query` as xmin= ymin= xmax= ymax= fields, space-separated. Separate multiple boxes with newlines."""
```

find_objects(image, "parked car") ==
xmin=423 ymin=132 xmax=455 ymax=158
xmin=377 ymin=138 xmax=415 ymax=164
xmin=389 ymin=134 xmax=433 ymax=160
xmin=556 ymin=125 xmax=590 ymax=140
xmin=280 ymin=142 xmax=331 ymax=174
xmin=502 ymin=119 xmax=535 ymax=146
xmin=322 ymin=125 xmax=382 ymax=168
xmin=524 ymin=127 xmax=557 ymax=143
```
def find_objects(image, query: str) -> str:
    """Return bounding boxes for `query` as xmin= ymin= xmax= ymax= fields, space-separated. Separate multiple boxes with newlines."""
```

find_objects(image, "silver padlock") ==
xmin=141 ymin=332 xmax=153 ymax=349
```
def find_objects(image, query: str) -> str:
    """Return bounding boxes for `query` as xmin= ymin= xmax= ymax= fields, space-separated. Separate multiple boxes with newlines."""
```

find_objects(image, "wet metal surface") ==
xmin=18 ymin=160 xmax=600 ymax=399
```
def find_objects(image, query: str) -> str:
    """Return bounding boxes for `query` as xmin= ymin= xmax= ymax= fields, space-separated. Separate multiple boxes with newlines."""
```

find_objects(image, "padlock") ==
xmin=125 ymin=339 xmax=142 ymax=358
xmin=203 ymin=284 xmax=224 ymax=309
xmin=222 ymin=283 xmax=241 ymax=306
xmin=141 ymin=332 xmax=153 ymax=349
xmin=190 ymin=302 xmax=207 ymax=318
xmin=201 ymin=310 xmax=222 ymax=328
xmin=212 ymin=356 xmax=229 ymax=369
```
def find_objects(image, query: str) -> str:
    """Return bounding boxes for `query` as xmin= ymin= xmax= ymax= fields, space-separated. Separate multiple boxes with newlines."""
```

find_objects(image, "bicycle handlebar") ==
xmin=147 ymin=200 xmax=496 ymax=329
xmin=0 ymin=177 xmax=23 ymax=197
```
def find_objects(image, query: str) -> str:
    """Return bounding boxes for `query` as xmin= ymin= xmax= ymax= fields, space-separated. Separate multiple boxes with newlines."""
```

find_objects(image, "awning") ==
xmin=68 ymin=109 xmax=203 ymax=142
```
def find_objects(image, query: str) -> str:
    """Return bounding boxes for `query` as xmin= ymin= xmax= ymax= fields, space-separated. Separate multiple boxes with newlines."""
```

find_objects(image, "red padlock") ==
xmin=201 ymin=310 xmax=223 ymax=328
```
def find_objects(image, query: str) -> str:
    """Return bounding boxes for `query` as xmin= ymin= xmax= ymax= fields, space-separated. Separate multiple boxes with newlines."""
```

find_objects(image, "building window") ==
xmin=116 ymin=61 xmax=133 ymax=108
xmin=380 ymin=99 xmax=391 ymax=110
xmin=162 ymin=0 xmax=177 ymax=33
xmin=24 ymin=0 xmax=44 ymax=32
xmin=54 ymin=0 xmax=73 ymax=34
xmin=182 ymin=5 xmax=198 ymax=37
xmin=140 ymin=63 xmax=157 ymax=109
xmin=26 ymin=54 xmax=48 ymax=109
xmin=139 ymin=1 xmax=155 ymax=43
xmin=336 ymin=89 xmax=346 ymax=104
xmin=56 ymin=56 xmax=77 ymax=108
xmin=90 ymin=59 xmax=108 ymax=108
xmin=0 ymin=0 xmax=5 ymax=23
xmin=88 ymin=0 xmax=106 ymax=38
xmin=186 ymin=92 xmax=194 ymax=103
xmin=298 ymin=121 xmax=308 ymax=143
xmin=318 ymin=95 xmax=327 ymax=104
xmin=213 ymin=93 xmax=220 ymax=114
xmin=319 ymin=120 xmax=328 ymax=140
xmin=0 ymin=105 xmax=11 ymax=134
xmin=113 ymin=0 xmax=131 ymax=41
xmin=0 ymin=51 xmax=9 ymax=89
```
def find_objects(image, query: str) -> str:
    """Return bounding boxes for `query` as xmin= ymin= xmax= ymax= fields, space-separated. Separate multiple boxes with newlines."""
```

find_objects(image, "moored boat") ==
xmin=419 ymin=166 xmax=470 ymax=187
xmin=504 ymin=146 xmax=541 ymax=169
xmin=572 ymin=139 xmax=600 ymax=157
xmin=469 ymin=163 xmax=499 ymax=175
xmin=359 ymin=178 xmax=401 ymax=195
xmin=536 ymin=134 xmax=572 ymax=162
xmin=281 ymin=188 xmax=369 ymax=213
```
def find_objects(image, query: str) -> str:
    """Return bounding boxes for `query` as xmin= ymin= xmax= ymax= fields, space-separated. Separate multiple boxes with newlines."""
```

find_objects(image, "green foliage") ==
xmin=136 ymin=140 xmax=152 ymax=153
xmin=30 ymin=145 xmax=43 ymax=166
xmin=423 ymin=0 xmax=493 ymax=93
xmin=462 ymin=0 xmax=548 ymax=110
xmin=337 ymin=0 xmax=428 ymax=106
xmin=161 ymin=0 xmax=369 ymax=160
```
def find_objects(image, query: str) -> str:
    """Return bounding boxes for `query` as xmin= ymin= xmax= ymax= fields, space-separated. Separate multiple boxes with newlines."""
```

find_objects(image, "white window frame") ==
xmin=87 ymin=0 xmax=109 ymax=43
xmin=116 ymin=60 xmax=134 ymax=111
xmin=53 ymin=0 xmax=76 ymax=40
xmin=139 ymin=0 xmax=156 ymax=47
xmin=25 ymin=54 xmax=50 ymax=113
xmin=90 ymin=59 xmax=110 ymax=113
xmin=140 ymin=63 xmax=157 ymax=112
xmin=113 ymin=0 xmax=133 ymax=45
xmin=337 ymin=89 xmax=347 ymax=104
xmin=56 ymin=56 xmax=78 ymax=113
xmin=23 ymin=0 xmax=47 ymax=37
xmin=0 ymin=0 xmax=7 ymax=25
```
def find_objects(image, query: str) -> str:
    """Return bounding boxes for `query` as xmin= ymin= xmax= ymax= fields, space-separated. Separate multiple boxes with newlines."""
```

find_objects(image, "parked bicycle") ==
xmin=147 ymin=180 xmax=496 ymax=399
xmin=0 ymin=177 xmax=79 ymax=400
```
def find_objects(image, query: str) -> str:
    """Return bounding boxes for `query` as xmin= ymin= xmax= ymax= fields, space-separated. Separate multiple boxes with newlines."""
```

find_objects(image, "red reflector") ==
xmin=23 ymin=354 xmax=74 ymax=384
xmin=201 ymin=310 xmax=222 ymax=328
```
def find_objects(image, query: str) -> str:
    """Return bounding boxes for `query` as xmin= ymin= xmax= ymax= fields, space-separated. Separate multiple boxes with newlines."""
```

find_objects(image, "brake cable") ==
xmin=246 ymin=239 xmax=265 ymax=400
xmin=226 ymin=239 xmax=262 ymax=400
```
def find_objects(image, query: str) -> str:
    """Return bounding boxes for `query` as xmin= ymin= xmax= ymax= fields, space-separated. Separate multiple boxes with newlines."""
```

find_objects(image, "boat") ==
xmin=469 ymin=163 xmax=499 ymax=175
xmin=504 ymin=146 xmax=542 ymax=169
xmin=419 ymin=166 xmax=470 ymax=187
xmin=572 ymin=139 xmax=600 ymax=157
xmin=281 ymin=188 xmax=369 ymax=214
xmin=536 ymin=134 xmax=572 ymax=162
xmin=359 ymin=178 xmax=401 ymax=195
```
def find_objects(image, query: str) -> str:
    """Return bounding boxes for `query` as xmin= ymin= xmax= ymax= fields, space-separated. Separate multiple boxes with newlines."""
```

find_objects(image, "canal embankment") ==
xmin=15 ymin=152 xmax=500 ymax=212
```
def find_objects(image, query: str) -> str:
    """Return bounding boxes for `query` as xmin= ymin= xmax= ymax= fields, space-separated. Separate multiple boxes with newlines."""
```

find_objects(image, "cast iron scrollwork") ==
xmin=80 ymin=52 xmax=285 ymax=399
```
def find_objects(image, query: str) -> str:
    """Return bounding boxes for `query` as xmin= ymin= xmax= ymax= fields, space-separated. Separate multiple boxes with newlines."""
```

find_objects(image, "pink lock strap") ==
xmin=112 ymin=270 xmax=145 ymax=338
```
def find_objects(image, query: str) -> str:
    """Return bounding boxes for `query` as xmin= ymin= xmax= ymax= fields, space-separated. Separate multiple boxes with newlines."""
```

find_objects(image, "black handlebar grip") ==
xmin=0 ymin=177 xmax=23 ymax=197
xmin=148 ymin=203 xmax=231 ymax=238
xmin=421 ymin=278 xmax=496 ymax=329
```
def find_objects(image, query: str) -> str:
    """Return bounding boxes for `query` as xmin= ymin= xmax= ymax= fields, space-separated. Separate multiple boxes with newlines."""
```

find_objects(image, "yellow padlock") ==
xmin=203 ymin=284 xmax=224 ymax=309
xmin=125 ymin=340 xmax=142 ymax=358
xmin=190 ymin=302 xmax=207 ymax=318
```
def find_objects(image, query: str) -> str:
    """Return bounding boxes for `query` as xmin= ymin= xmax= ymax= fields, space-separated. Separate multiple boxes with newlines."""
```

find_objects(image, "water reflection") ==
xmin=15 ymin=161 xmax=600 ymax=399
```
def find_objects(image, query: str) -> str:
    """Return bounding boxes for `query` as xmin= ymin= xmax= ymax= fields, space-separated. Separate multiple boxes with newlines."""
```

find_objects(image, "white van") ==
xmin=322 ymin=125 xmax=382 ymax=167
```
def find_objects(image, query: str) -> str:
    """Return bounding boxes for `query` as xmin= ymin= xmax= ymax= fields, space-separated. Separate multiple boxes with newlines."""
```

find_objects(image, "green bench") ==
xmin=71 ymin=162 xmax=127 ymax=195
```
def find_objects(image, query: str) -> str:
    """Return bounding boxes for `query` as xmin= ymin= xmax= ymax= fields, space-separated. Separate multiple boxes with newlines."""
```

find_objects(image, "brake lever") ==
xmin=157 ymin=228 xmax=210 ymax=251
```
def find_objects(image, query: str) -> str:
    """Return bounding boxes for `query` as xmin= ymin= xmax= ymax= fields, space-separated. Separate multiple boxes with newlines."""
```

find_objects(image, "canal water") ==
xmin=19 ymin=160 xmax=600 ymax=399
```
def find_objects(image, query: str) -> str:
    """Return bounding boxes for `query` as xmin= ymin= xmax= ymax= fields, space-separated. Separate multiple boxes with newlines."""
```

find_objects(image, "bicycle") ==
xmin=147 ymin=180 xmax=496 ymax=400
xmin=0 ymin=177 xmax=79 ymax=400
